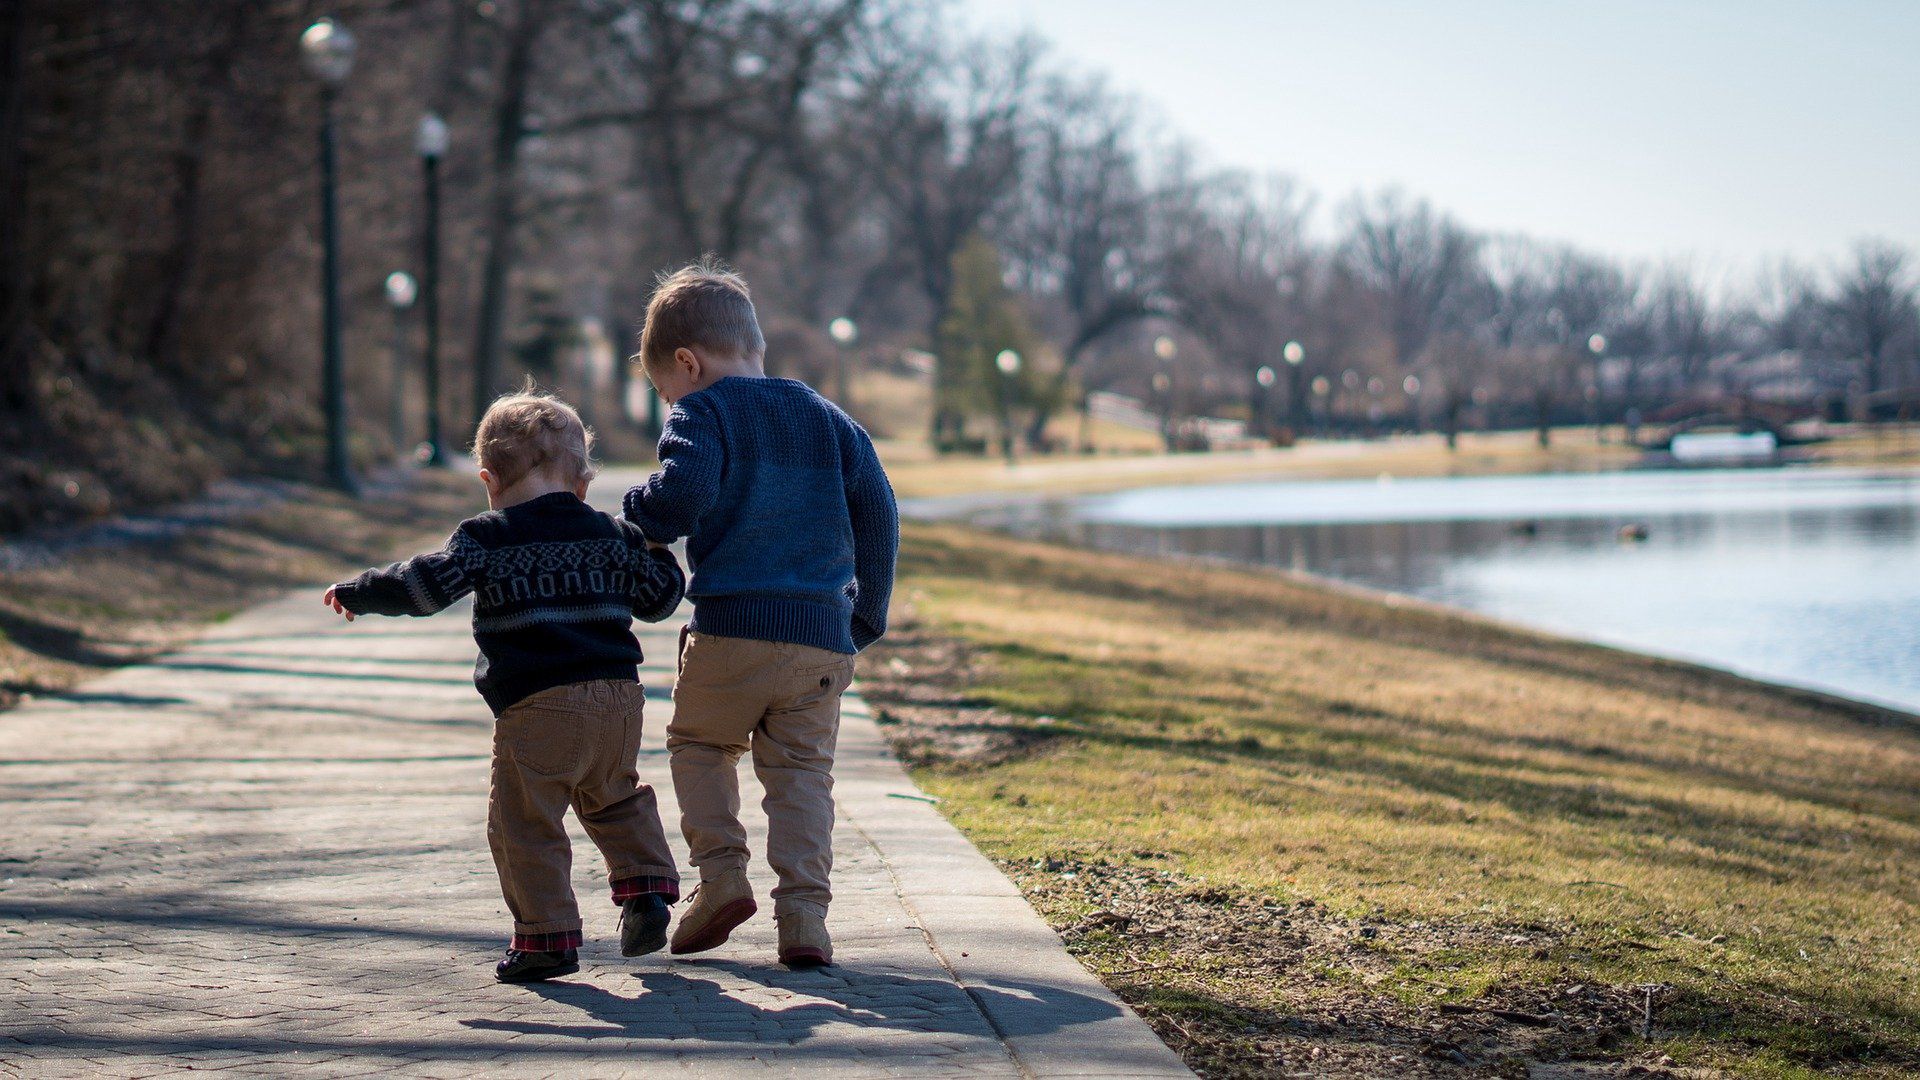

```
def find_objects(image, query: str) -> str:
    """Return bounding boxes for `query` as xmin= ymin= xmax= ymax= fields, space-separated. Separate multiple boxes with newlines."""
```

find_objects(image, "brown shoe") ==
xmin=668 ymin=869 xmax=757 ymax=955
xmin=776 ymin=910 xmax=832 ymax=968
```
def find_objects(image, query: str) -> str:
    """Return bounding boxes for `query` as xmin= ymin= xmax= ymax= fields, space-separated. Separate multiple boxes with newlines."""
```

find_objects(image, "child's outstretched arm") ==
xmin=622 ymin=399 xmax=722 ymax=543
xmin=619 ymin=522 xmax=687 ymax=624
xmin=844 ymin=425 xmax=899 ymax=651
xmin=324 ymin=528 xmax=481 ymax=621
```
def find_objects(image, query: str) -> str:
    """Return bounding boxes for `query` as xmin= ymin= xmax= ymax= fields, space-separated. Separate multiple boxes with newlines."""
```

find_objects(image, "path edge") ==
xmin=834 ymin=689 xmax=1194 ymax=1079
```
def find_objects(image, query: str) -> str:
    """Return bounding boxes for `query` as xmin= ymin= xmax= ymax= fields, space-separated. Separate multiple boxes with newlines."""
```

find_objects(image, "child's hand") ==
xmin=322 ymin=586 xmax=356 ymax=622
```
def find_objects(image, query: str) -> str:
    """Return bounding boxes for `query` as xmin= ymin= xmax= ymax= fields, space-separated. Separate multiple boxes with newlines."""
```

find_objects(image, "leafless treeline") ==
xmin=3 ymin=0 xmax=1916 ymax=527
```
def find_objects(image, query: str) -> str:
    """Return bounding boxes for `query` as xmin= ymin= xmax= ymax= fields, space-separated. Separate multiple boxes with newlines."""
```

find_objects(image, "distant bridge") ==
xmin=1635 ymin=397 xmax=1817 ymax=450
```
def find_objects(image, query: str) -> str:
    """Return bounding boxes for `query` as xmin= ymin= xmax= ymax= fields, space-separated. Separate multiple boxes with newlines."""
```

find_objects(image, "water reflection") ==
xmin=958 ymin=468 xmax=1920 ymax=715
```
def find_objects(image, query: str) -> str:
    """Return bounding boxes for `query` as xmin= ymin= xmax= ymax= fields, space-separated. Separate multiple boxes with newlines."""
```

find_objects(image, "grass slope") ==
xmin=864 ymin=522 xmax=1920 ymax=1078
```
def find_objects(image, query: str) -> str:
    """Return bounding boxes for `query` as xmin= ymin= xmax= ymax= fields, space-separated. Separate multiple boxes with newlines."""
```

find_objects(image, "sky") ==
xmin=961 ymin=0 xmax=1920 ymax=279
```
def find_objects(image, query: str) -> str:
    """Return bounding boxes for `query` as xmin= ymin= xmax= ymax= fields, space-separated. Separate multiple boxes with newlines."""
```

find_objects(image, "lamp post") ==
xmin=1403 ymin=374 xmax=1422 ymax=431
xmin=384 ymin=271 xmax=417 ymax=456
xmin=1254 ymin=365 xmax=1276 ymax=441
xmin=1282 ymin=339 xmax=1305 ymax=434
xmin=828 ymin=317 xmax=857 ymax=407
xmin=1587 ymin=333 xmax=1608 ymax=442
xmin=301 ymin=18 xmax=357 ymax=494
xmin=416 ymin=112 xmax=450 ymax=465
xmin=1154 ymin=335 xmax=1178 ymax=451
xmin=994 ymin=349 xmax=1021 ymax=465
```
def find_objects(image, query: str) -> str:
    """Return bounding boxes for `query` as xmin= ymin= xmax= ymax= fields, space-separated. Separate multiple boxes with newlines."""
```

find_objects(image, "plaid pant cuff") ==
xmin=611 ymin=875 xmax=681 ymax=904
xmin=510 ymin=929 xmax=583 ymax=953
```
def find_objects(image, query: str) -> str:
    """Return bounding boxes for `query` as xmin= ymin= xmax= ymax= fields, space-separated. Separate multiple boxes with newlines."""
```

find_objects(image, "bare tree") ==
xmin=1343 ymin=190 xmax=1480 ymax=446
xmin=1007 ymin=74 xmax=1165 ymax=446
xmin=1161 ymin=169 xmax=1313 ymax=442
xmin=1825 ymin=240 xmax=1917 ymax=398
xmin=857 ymin=32 xmax=1036 ymax=442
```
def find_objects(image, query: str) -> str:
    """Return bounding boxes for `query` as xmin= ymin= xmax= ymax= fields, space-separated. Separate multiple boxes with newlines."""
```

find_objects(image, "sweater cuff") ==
xmin=329 ymin=579 xmax=365 ymax=614
xmin=622 ymin=488 xmax=678 ymax=543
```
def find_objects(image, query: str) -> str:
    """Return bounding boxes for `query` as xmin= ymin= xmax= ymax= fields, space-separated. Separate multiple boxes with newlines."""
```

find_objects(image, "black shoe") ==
xmin=495 ymin=948 xmax=579 ymax=983
xmin=620 ymin=894 xmax=672 ymax=957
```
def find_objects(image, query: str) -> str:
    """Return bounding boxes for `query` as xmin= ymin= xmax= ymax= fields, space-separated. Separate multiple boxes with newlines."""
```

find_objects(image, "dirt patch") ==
xmin=1010 ymin=856 xmax=1691 ymax=1079
xmin=858 ymin=615 xmax=1063 ymax=767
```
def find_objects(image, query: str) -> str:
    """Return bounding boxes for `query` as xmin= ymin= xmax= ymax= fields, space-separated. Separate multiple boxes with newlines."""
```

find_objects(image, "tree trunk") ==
xmin=470 ymin=1 xmax=543 ymax=427
xmin=0 ymin=0 xmax=32 ymax=411
xmin=143 ymin=3 xmax=247 ymax=376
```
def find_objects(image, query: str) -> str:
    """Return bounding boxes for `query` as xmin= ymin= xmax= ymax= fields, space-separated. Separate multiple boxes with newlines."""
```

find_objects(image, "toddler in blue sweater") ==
xmin=624 ymin=260 xmax=898 ymax=967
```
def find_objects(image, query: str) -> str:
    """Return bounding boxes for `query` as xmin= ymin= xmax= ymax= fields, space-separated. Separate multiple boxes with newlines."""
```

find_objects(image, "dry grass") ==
xmin=879 ymin=428 xmax=1642 ymax=500
xmin=0 ymin=469 xmax=480 ymax=710
xmin=1816 ymin=425 xmax=1920 ymax=469
xmin=867 ymin=522 xmax=1920 ymax=1078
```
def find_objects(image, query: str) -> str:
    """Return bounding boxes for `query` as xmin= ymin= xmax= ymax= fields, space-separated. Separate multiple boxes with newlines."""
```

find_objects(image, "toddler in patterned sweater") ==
xmin=323 ymin=389 xmax=686 ymax=984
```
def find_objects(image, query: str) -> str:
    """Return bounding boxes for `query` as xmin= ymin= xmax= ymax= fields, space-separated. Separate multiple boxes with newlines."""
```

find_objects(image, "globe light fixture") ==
xmin=995 ymin=349 xmax=1021 ymax=375
xmin=1283 ymin=340 xmax=1305 ymax=365
xmin=385 ymin=271 xmax=418 ymax=310
xmin=416 ymin=112 xmax=450 ymax=159
xmin=1403 ymin=375 xmax=1421 ymax=396
xmin=1256 ymin=365 xmax=1276 ymax=388
xmin=829 ymin=317 xmax=857 ymax=345
xmin=1588 ymin=333 xmax=1608 ymax=355
xmin=1154 ymin=335 xmax=1177 ymax=362
xmin=300 ymin=18 xmax=357 ymax=85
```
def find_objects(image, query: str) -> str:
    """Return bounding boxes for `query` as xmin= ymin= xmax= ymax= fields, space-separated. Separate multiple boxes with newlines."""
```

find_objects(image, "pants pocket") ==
xmin=500 ymin=707 xmax=584 ymax=778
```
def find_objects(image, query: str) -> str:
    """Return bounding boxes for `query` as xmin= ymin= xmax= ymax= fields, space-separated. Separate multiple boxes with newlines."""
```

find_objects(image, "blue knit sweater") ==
xmin=622 ymin=377 xmax=898 ymax=653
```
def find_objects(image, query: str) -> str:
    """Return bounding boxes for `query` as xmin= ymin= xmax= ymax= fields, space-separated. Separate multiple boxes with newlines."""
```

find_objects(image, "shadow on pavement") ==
xmin=456 ymin=958 xmax=1120 ymax=1044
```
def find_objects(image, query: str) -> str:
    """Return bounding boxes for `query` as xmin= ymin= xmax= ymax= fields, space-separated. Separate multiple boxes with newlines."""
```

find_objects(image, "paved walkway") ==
xmin=0 ymin=498 xmax=1188 ymax=1077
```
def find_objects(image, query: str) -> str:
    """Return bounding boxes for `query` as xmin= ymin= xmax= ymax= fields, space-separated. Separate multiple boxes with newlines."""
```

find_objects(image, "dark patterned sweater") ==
xmin=330 ymin=491 xmax=686 ymax=714
xmin=622 ymin=376 xmax=898 ymax=654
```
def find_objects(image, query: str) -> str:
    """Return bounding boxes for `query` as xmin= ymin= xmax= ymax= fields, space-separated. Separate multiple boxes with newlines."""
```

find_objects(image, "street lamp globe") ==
xmin=1256 ymin=365 xmax=1276 ymax=388
xmin=995 ymin=349 xmax=1021 ymax=375
xmin=300 ymin=19 xmax=356 ymax=85
xmin=828 ymin=317 xmax=858 ymax=345
xmin=1588 ymin=333 xmax=1608 ymax=355
xmin=385 ymin=271 xmax=418 ymax=310
xmin=1367 ymin=376 xmax=1384 ymax=396
xmin=1310 ymin=375 xmax=1330 ymax=396
xmin=1153 ymin=335 xmax=1177 ymax=362
xmin=416 ymin=112 xmax=449 ymax=159
xmin=1342 ymin=369 xmax=1360 ymax=391
xmin=1283 ymin=340 xmax=1305 ymax=365
xmin=1403 ymin=375 xmax=1421 ymax=396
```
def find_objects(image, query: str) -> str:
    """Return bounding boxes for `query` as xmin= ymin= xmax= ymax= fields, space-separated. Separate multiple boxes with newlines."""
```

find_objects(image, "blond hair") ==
xmin=472 ymin=385 xmax=596 ymax=488
xmin=637 ymin=256 xmax=765 ymax=372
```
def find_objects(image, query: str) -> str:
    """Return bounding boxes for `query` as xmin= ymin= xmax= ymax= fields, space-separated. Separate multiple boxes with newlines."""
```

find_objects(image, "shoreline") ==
xmin=902 ymin=462 xmax=1920 ymax=724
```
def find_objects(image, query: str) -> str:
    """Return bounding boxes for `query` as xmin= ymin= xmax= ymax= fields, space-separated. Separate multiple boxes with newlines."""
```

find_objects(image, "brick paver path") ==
xmin=0 ymin=485 xmax=1189 ymax=1078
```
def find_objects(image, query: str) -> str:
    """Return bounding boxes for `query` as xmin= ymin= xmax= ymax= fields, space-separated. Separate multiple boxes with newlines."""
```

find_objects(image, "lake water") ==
xmin=930 ymin=468 xmax=1920 ymax=715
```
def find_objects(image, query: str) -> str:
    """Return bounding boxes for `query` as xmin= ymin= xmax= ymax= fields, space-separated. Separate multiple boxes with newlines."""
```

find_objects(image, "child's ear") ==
xmin=675 ymin=346 xmax=701 ymax=382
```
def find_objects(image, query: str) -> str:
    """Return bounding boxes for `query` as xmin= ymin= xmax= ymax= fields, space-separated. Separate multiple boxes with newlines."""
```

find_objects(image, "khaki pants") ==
xmin=668 ymin=631 xmax=856 ymax=918
xmin=489 ymin=679 xmax=678 ymax=939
